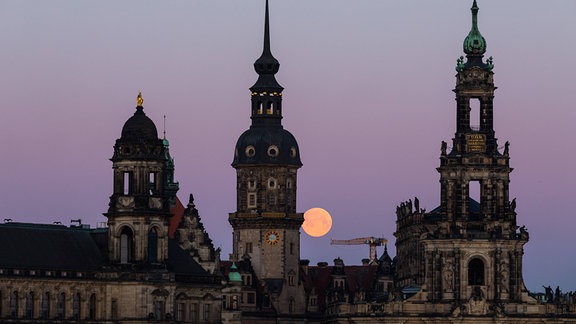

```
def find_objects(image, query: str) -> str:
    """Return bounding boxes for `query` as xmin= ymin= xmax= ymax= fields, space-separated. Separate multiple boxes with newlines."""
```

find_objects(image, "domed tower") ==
xmin=229 ymin=0 xmax=305 ymax=315
xmin=106 ymin=93 xmax=178 ymax=267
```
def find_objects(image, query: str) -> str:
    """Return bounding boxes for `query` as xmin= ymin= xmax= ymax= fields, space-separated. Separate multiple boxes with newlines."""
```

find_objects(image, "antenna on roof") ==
xmin=163 ymin=115 xmax=167 ymax=139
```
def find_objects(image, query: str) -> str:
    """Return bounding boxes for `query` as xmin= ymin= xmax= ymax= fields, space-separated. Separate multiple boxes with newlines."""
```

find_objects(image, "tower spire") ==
xmin=457 ymin=0 xmax=494 ymax=72
xmin=462 ymin=0 xmax=487 ymax=64
xmin=251 ymin=0 xmax=283 ymax=93
xmin=263 ymin=0 xmax=271 ymax=57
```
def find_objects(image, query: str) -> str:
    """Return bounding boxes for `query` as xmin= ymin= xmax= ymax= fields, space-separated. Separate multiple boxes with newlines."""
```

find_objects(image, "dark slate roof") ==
xmin=428 ymin=197 xmax=481 ymax=218
xmin=0 ymin=223 xmax=103 ymax=271
xmin=232 ymin=126 xmax=302 ymax=167
xmin=121 ymin=106 xmax=158 ymax=140
xmin=167 ymin=239 xmax=209 ymax=277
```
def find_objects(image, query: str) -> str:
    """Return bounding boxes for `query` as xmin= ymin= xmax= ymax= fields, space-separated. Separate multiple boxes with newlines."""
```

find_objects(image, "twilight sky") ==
xmin=0 ymin=1 xmax=574 ymax=292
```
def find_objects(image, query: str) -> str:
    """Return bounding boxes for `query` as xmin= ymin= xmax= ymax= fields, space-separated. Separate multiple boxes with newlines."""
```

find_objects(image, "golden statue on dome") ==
xmin=137 ymin=91 xmax=143 ymax=106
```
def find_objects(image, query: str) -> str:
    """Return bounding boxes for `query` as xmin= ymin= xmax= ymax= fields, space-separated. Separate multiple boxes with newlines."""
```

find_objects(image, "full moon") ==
xmin=302 ymin=208 xmax=333 ymax=237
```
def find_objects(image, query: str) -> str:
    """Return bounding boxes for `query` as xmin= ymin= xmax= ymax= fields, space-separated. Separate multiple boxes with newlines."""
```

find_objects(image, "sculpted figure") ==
xmin=510 ymin=198 xmax=516 ymax=212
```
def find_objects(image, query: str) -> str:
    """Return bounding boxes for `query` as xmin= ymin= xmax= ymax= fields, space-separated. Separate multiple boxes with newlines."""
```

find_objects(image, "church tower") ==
xmin=229 ymin=0 xmax=305 ymax=316
xmin=106 ymin=93 xmax=178 ymax=268
xmin=395 ymin=1 xmax=530 ymax=314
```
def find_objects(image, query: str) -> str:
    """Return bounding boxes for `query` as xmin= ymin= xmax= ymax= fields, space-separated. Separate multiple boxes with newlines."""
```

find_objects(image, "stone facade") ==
xmin=3 ymin=1 xmax=576 ymax=324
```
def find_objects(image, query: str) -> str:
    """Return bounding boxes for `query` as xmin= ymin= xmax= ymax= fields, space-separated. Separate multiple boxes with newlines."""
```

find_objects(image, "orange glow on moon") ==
xmin=302 ymin=208 xmax=332 ymax=237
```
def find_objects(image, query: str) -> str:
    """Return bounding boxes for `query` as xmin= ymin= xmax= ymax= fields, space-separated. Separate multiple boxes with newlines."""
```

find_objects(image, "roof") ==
xmin=120 ymin=106 xmax=158 ymax=140
xmin=167 ymin=239 xmax=210 ymax=277
xmin=169 ymin=196 xmax=186 ymax=239
xmin=428 ymin=197 xmax=481 ymax=219
xmin=301 ymin=264 xmax=380 ymax=312
xmin=0 ymin=222 xmax=103 ymax=271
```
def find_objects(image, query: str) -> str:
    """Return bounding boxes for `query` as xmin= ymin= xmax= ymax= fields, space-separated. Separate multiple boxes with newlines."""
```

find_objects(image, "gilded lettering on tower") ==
xmin=466 ymin=134 xmax=486 ymax=153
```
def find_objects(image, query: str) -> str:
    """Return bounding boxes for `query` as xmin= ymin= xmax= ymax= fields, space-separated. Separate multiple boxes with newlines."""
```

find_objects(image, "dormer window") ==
xmin=245 ymin=146 xmax=256 ymax=157
xmin=267 ymin=145 xmax=279 ymax=157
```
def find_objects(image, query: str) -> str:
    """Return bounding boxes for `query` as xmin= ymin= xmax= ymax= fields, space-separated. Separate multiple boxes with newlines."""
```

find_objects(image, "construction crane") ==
xmin=330 ymin=236 xmax=387 ymax=262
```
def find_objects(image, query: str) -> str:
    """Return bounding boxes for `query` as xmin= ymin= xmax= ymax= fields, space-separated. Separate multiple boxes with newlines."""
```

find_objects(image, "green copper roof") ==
xmin=228 ymin=262 xmax=242 ymax=282
xmin=463 ymin=0 xmax=486 ymax=56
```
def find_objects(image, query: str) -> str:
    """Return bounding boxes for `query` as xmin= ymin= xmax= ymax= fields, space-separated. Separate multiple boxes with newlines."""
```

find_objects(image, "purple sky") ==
xmin=0 ymin=1 xmax=574 ymax=292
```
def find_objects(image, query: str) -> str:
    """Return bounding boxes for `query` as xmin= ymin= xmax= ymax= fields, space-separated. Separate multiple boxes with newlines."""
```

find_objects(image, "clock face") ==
xmin=265 ymin=230 xmax=280 ymax=246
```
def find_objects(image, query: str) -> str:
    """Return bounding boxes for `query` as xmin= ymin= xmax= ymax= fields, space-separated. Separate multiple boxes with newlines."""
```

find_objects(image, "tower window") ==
xmin=248 ymin=179 xmax=256 ymax=190
xmin=267 ymin=145 xmax=279 ymax=157
xmin=268 ymin=193 xmax=276 ymax=205
xmin=469 ymin=180 xmax=481 ymax=218
xmin=290 ymin=242 xmax=294 ymax=255
xmin=123 ymin=172 xmax=131 ymax=195
xmin=149 ymin=172 xmax=156 ymax=195
xmin=120 ymin=226 xmax=134 ymax=264
xmin=245 ymin=242 xmax=253 ymax=254
xmin=266 ymin=102 xmax=273 ymax=114
xmin=268 ymin=177 xmax=277 ymax=189
xmin=469 ymin=98 xmax=481 ymax=130
xmin=245 ymin=146 xmax=256 ymax=157
xmin=288 ymin=271 xmax=296 ymax=286
xmin=148 ymin=227 xmax=158 ymax=263
xmin=468 ymin=258 xmax=485 ymax=285
xmin=247 ymin=193 xmax=257 ymax=208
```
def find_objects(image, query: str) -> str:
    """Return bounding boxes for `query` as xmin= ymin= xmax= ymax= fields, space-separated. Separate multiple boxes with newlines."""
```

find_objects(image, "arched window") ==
xmin=72 ymin=293 xmax=81 ymax=320
xmin=25 ymin=292 xmax=34 ymax=319
xmin=57 ymin=292 xmax=66 ymax=319
xmin=266 ymin=102 xmax=273 ymax=114
xmin=148 ymin=227 xmax=158 ymax=263
xmin=288 ymin=297 xmax=294 ymax=313
xmin=468 ymin=258 xmax=485 ymax=285
xmin=42 ymin=292 xmax=50 ymax=319
xmin=89 ymin=294 xmax=97 ymax=320
xmin=120 ymin=226 xmax=134 ymax=264
xmin=10 ymin=291 xmax=18 ymax=319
